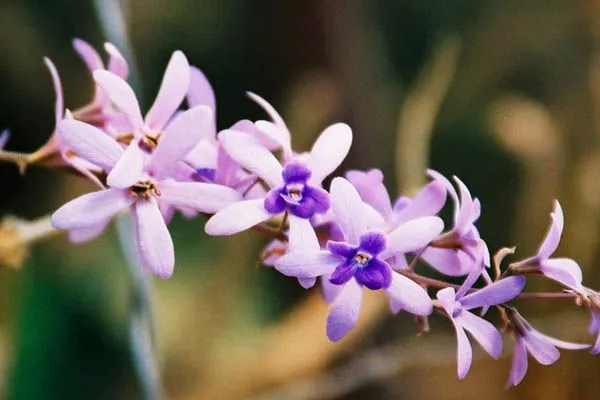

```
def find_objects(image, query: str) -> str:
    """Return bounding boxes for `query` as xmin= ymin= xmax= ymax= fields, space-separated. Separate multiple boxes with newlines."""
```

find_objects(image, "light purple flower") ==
xmin=93 ymin=50 xmax=192 ymax=189
xmin=510 ymin=200 xmax=583 ymax=291
xmin=275 ymin=177 xmax=442 ymax=341
xmin=421 ymin=170 xmax=490 ymax=276
xmin=51 ymin=108 xmax=241 ymax=278
xmin=505 ymin=307 xmax=589 ymax=386
xmin=205 ymin=121 xmax=352 ymax=236
xmin=436 ymin=269 xmax=526 ymax=379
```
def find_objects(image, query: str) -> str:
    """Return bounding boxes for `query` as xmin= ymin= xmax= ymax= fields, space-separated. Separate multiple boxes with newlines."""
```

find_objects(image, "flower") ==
xmin=436 ymin=268 xmax=526 ymax=379
xmin=275 ymin=177 xmax=442 ymax=341
xmin=93 ymin=50 xmax=192 ymax=188
xmin=510 ymin=200 xmax=583 ymax=291
xmin=505 ymin=307 xmax=589 ymax=386
xmin=205 ymin=113 xmax=352 ymax=235
xmin=50 ymin=106 xmax=240 ymax=278
xmin=420 ymin=170 xmax=490 ymax=276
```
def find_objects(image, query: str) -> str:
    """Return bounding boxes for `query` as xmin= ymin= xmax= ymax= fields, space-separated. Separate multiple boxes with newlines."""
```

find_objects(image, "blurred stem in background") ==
xmin=93 ymin=1 xmax=161 ymax=399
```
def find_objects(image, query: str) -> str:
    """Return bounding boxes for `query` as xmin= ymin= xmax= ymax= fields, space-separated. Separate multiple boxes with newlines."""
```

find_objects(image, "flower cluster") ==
xmin=3 ymin=39 xmax=600 ymax=386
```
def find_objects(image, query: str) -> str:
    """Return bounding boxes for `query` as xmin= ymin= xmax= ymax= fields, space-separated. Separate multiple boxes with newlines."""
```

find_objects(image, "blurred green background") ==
xmin=1 ymin=0 xmax=600 ymax=399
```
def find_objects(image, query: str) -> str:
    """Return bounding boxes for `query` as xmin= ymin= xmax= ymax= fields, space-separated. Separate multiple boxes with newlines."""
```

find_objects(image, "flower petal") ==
xmin=218 ymin=129 xmax=283 ymax=188
xmin=205 ymin=198 xmax=272 ymax=235
xmin=159 ymin=179 xmax=241 ymax=213
xmin=187 ymin=66 xmax=216 ymax=111
xmin=330 ymin=177 xmax=367 ymax=244
xmin=537 ymin=200 xmax=564 ymax=259
xmin=355 ymin=258 xmax=391 ymax=290
xmin=275 ymin=251 xmax=340 ymax=278
xmin=134 ymin=198 xmax=175 ymax=278
xmin=393 ymin=180 xmax=447 ymax=224
xmin=454 ymin=322 xmax=473 ymax=380
xmin=524 ymin=331 xmax=560 ymax=365
xmin=386 ymin=272 xmax=433 ymax=315
xmin=68 ymin=222 xmax=109 ymax=243
xmin=288 ymin=215 xmax=320 ymax=252
xmin=458 ymin=310 xmax=503 ymax=359
xmin=507 ymin=338 xmax=528 ymax=387
xmin=539 ymin=258 xmax=583 ymax=291
xmin=298 ymin=277 xmax=317 ymax=289
xmin=145 ymin=50 xmax=190 ymax=130
xmin=346 ymin=169 xmax=393 ymax=217
xmin=359 ymin=231 xmax=387 ymax=255
xmin=322 ymin=275 xmax=342 ymax=303
xmin=149 ymin=105 xmax=213 ymax=178
xmin=104 ymin=42 xmax=129 ymax=79
xmin=247 ymin=92 xmax=291 ymax=155
xmin=329 ymin=261 xmax=357 ymax=285
xmin=51 ymin=188 xmax=132 ymax=230
xmin=453 ymin=176 xmax=476 ymax=234
xmin=43 ymin=57 xmax=63 ymax=125
xmin=58 ymin=119 xmax=124 ymax=171
xmin=460 ymin=276 xmax=526 ymax=310
xmin=308 ymin=123 xmax=352 ymax=184
xmin=327 ymin=241 xmax=357 ymax=258
xmin=94 ymin=70 xmax=144 ymax=131
xmin=106 ymin=143 xmax=145 ymax=188
xmin=73 ymin=38 xmax=104 ymax=71
xmin=326 ymin=279 xmax=362 ymax=341
xmin=421 ymin=248 xmax=472 ymax=276
xmin=382 ymin=216 xmax=444 ymax=258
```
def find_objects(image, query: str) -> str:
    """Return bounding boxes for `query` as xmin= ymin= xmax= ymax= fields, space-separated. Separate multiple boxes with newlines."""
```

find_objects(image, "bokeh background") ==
xmin=1 ymin=0 xmax=600 ymax=399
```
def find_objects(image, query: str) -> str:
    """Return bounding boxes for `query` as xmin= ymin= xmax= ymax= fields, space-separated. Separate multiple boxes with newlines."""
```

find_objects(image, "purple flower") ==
xmin=510 ymin=200 xmax=583 ymax=291
xmin=50 ymin=108 xmax=241 ymax=278
xmin=205 ymin=121 xmax=352 ymax=235
xmin=436 ymin=269 xmax=526 ymax=379
xmin=505 ymin=307 xmax=589 ymax=386
xmin=93 ymin=50 xmax=193 ymax=189
xmin=422 ymin=170 xmax=490 ymax=276
xmin=275 ymin=177 xmax=442 ymax=341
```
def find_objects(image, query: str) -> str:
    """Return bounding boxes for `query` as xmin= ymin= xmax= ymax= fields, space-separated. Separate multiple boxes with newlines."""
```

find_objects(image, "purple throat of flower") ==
xmin=263 ymin=161 xmax=330 ymax=219
xmin=327 ymin=231 xmax=392 ymax=290
xmin=193 ymin=167 xmax=216 ymax=183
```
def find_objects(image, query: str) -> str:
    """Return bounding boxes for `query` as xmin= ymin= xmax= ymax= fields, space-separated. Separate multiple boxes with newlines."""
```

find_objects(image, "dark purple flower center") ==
xmin=192 ymin=168 xmax=217 ymax=183
xmin=263 ymin=161 xmax=330 ymax=219
xmin=327 ymin=231 xmax=392 ymax=290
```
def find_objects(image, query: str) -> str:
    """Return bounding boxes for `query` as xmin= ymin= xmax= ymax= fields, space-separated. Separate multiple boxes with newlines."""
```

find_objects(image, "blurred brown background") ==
xmin=0 ymin=0 xmax=600 ymax=399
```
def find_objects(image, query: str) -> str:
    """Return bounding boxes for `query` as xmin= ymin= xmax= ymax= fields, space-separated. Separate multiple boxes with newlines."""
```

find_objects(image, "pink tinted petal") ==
xmin=105 ymin=42 xmax=129 ymax=79
xmin=537 ymin=200 xmax=564 ymax=259
xmin=106 ymin=143 xmax=145 ymax=188
xmin=382 ymin=216 xmax=444 ymax=258
xmin=135 ymin=198 xmax=175 ymax=278
xmin=422 ymin=248 xmax=471 ymax=276
xmin=73 ymin=39 xmax=104 ymax=71
xmin=326 ymin=279 xmax=362 ymax=341
xmin=204 ymin=198 xmax=272 ymax=235
xmin=218 ymin=129 xmax=283 ymax=188
xmin=453 ymin=176 xmax=475 ymax=234
xmin=536 ymin=331 xmax=589 ymax=350
xmin=330 ymin=177 xmax=367 ymax=244
xmin=275 ymin=251 xmax=340 ymax=278
xmin=68 ymin=222 xmax=109 ymax=243
xmin=458 ymin=310 xmax=503 ymax=358
xmin=149 ymin=105 xmax=213 ymax=178
xmin=346 ymin=169 xmax=393 ymax=217
xmin=145 ymin=51 xmax=190 ymax=130
xmin=159 ymin=180 xmax=241 ymax=213
xmin=507 ymin=338 xmax=528 ymax=387
xmin=363 ymin=204 xmax=386 ymax=230
xmin=385 ymin=272 xmax=433 ymax=315
xmin=308 ymin=123 xmax=352 ymax=184
xmin=94 ymin=70 xmax=144 ymax=130
xmin=539 ymin=258 xmax=583 ymax=290
xmin=58 ymin=119 xmax=124 ymax=171
xmin=43 ymin=57 xmax=63 ymax=125
xmin=187 ymin=66 xmax=215 ymax=111
xmin=428 ymin=169 xmax=459 ymax=209
xmin=51 ymin=188 xmax=132 ymax=230
xmin=394 ymin=180 xmax=447 ymax=224
xmin=460 ymin=276 xmax=526 ymax=310
xmin=453 ymin=322 xmax=473 ymax=379
xmin=288 ymin=215 xmax=320 ymax=252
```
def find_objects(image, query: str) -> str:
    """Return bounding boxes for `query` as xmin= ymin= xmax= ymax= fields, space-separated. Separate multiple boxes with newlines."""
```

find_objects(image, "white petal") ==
xmin=330 ymin=177 xmax=367 ymax=244
xmin=134 ymin=198 xmax=175 ymax=278
xmin=159 ymin=179 xmax=241 ymax=213
xmin=275 ymin=251 xmax=340 ymax=278
xmin=385 ymin=272 xmax=433 ymax=315
xmin=308 ymin=123 xmax=352 ymax=184
xmin=326 ymin=280 xmax=362 ymax=341
xmin=204 ymin=198 xmax=272 ymax=235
